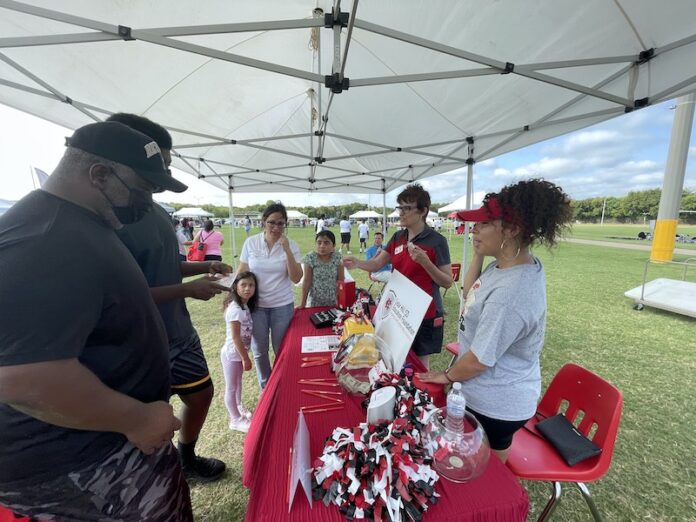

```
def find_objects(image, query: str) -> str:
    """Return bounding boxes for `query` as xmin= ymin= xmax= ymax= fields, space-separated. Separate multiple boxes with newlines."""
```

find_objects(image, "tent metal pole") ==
xmin=381 ymin=179 xmax=387 ymax=236
xmin=227 ymin=176 xmax=238 ymax=269
xmin=459 ymin=140 xmax=475 ymax=307
xmin=651 ymin=93 xmax=695 ymax=261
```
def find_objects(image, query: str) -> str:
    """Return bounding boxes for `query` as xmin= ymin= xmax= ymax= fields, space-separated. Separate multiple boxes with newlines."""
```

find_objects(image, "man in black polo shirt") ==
xmin=0 ymin=121 xmax=192 ymax=520
xmin=108 ymin=113 xmax=229 ymax=482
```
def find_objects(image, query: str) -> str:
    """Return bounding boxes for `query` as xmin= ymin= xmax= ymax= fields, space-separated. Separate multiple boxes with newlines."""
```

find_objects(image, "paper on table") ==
xmin=301 ymin=335 xmax=340 ymax=353
xmin=288 ymin=410 xmax=312 ymax=512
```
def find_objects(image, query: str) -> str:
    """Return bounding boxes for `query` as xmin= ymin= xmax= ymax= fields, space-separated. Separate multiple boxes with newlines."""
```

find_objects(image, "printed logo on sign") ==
xmin=380 ymin=290 xmax=397 ymax=321
xmin=144 ymin=141 xmax=161 ymax=158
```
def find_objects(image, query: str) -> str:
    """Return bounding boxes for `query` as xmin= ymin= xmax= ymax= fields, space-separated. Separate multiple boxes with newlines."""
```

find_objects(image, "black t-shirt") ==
xmin=116 ymin=205 xmax=195 ymax=343
xmin=0 ymin=191 xmax=170 ymax=485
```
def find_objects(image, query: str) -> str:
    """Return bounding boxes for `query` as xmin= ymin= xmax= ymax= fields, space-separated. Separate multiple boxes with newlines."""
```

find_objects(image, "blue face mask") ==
xmin=101 ymin=168 xmax=153 ymax=224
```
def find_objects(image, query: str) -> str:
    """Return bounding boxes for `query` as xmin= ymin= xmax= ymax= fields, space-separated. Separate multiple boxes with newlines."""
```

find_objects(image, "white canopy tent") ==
xmin=1 ymin=0 xmax=695 ymax=265
xmin=286 ymin=209 xmax=308 ymax=220
xmin=172 ymin=207 xmax=213 ymax=218
xmin=349 ymin=210 xmax=381 ymax=219
xmin=438 ymin=194 xmax=483 ymax=215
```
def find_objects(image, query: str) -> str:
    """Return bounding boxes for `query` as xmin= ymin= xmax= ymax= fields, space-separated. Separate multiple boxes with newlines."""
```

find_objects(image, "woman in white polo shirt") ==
xmin=236 ymin=203 xmax=302 ymax=388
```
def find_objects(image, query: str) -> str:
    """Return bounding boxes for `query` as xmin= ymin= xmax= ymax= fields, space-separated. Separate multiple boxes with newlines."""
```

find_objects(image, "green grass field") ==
xmin=179 ymin=224 xmax=696 ymax=521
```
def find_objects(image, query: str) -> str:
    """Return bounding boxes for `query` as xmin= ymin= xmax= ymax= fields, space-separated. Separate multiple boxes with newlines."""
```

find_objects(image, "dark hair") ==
xmin=492 ymin=178 xmax=573 ymax=248
xmin=397 ymin=183 xmax=431 ymax=222
xmin=203 ymin=219 xmax=214 ymax=232
xmin=374 ymin=231 xmax=383 ymax=238
xmin=223 ymin=271 xmax=258 ymax=312
xmin=106 ymin=113 xmax=173 ymax=150
xmin=262 ymin=202 xmax=288 ymax=224
xmin=172 ymin=218 xmax=180 ymax=226
xmin=316 ymin=229 xmax=336 ymax=245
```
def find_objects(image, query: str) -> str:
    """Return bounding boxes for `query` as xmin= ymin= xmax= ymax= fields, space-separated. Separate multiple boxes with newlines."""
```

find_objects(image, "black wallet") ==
xmin=535 ymin=413 xmax=602 ymax=466
xmin=310 ymin=309 xmax=339 ymax=328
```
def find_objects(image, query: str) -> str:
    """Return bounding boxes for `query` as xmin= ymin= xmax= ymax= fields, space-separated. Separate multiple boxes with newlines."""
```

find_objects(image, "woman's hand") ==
xmin=416 ymin=370 xmax=450 ymax=384
xmin=407 ymin=243 xmax=429 ymax=266
xmin=343 ymin=255 xmax=358 ymax=269
xmin=242 ymin=354 xmax=252 ymax=372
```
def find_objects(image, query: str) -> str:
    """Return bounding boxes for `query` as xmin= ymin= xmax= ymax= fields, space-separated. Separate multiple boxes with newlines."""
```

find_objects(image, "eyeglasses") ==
xmin=395 ymin=204 xmax=417 ymax=213
xmin=265 ymin=220 xmax=286 ymax=228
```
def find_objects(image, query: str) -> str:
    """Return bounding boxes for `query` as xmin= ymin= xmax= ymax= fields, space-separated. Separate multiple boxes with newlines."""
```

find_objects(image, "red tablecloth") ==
xmin=243 ymin=308 xmax=529 ymax=522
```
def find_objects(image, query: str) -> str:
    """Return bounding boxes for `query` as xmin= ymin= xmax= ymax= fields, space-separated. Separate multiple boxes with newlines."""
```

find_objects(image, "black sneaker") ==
xmin=182 ymin=455 xmax=226 ymax=483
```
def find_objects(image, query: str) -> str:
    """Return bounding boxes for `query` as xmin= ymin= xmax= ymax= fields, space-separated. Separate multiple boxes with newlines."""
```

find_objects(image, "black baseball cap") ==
xmin=66 ymin=121 xmax=188 ymax=193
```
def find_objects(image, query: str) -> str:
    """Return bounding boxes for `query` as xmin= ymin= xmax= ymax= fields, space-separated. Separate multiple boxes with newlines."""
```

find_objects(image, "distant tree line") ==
xmin=164 ymin=190 xmax=696 ymax=224
xmin=572 ymin=189 xmax=696 ymax=224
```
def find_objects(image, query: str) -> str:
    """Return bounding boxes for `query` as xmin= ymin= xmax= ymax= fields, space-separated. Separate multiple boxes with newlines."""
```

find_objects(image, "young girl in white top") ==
xmin=221 ymin=271 xmax=258 ymax=433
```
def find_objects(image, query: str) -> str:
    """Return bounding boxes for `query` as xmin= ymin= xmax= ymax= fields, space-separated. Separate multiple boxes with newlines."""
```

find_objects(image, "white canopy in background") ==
xmin=438 ymin=192 xmax=486 ymax=214
xmin=0 ymin=0 xmax=695 ymax=199
xmin=350 ymin=210 xmax=382 ymax=219
xmin=172 ymin=207 xmax=213 ymax=218
xmin=286 ymin=209 xmax=308 ymax=219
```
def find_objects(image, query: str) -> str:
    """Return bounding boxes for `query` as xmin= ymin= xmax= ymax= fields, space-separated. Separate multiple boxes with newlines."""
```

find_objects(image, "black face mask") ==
xmin=101 ymin=168 xmax=153 ymax=224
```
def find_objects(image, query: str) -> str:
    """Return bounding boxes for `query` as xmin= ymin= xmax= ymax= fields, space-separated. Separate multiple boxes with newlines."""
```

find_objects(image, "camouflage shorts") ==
xmin=0 ymin=441 xmax=192 ymax=521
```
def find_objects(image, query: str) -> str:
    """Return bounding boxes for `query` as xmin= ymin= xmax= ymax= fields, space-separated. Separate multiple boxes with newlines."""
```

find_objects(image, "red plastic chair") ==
xmin=506 ymin=363 xmax=623 ymax=522
xmin=442 ymin=262 xmax=461 ymax=298
xmin=366 ymin=272 xmax=387 ymax=299
xmin=445 ymin=341 xmax=460 ymax=366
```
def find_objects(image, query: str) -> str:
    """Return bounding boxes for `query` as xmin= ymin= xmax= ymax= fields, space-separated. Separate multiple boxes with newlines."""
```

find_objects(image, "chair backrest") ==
xmin=451 ymin=263 xmax=461 ymax=282
xmin=538 ymin=363 xmax=623 ymax=471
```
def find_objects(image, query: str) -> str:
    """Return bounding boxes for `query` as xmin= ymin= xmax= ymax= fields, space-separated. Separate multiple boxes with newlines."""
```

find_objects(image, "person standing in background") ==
xmin=193 ymin=219 xmax=224 ymax=262
xmin=316 ymin=214 xmax=326 ymax=234
xmin=339 ymin=215 xmax=352 ymax=254
xmin=358 ymin=220 xmax=369 ymax=253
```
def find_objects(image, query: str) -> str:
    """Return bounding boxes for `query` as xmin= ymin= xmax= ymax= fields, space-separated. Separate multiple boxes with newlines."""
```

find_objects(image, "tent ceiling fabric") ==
xmin=1 ymin=1 xmax=695 ymax=195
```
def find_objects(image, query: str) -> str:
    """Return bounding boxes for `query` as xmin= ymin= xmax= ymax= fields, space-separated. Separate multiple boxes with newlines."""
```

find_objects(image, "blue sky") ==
xmin=1 ymin=99 xmax=694 ymax=208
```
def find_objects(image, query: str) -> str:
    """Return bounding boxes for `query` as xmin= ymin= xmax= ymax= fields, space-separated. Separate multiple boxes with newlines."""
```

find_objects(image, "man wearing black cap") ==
xmin=107 ymin=113 xmax=228 ymax=482
xmin=0 ymin=121 xmax=192 ymax=520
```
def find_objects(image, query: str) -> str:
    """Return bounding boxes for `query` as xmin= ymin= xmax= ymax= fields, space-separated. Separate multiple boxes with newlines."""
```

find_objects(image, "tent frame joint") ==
xmin=325 ymin=73 xmax=350 ymax=93
xmin=637 ymin=48 xmax=655 ymax=65
xmin=117 ymin=25 xmax=134 ymax=41
xmin=503 ymin=62 xmax=514 ymax=74
xmin=626 ymin=97 xmax=650 ymax=113
xmin=324 ymin=8 xmax=349 ymax=28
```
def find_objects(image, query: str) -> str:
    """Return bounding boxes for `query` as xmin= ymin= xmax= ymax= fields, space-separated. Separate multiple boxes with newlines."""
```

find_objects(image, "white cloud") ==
xmin=562 ymin=130 xmax=621 ymax=154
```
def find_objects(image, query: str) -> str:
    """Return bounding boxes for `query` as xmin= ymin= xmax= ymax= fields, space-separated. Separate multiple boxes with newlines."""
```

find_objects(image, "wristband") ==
xmin=444 ymin=368 xmax=455 ymax=383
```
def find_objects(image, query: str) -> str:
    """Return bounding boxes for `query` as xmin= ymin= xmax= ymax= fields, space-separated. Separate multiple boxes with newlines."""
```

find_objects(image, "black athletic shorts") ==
xmin=410 ymin=315 xmax=444 ymax=356
xmin=204 ymin=254 xmax=222 ymax=261
xmin=341 ymin=233 xmax=351 ymax=244
xmin=468 ymin=408 xmax=528 ymax=450
xmin=170 ymin=332 xmax=212 ymax=396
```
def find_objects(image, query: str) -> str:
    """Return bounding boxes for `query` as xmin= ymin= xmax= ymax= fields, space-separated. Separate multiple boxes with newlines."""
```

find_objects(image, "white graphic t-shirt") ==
xmin=223 ymin=301 xmax=253 ymax=362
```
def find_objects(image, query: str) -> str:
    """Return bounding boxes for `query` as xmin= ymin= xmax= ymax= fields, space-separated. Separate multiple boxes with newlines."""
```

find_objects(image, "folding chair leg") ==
xmin=537 ymin=481 xmax=562 ymax=522
xmin=575 ymin=482 xmax=603 ymax=522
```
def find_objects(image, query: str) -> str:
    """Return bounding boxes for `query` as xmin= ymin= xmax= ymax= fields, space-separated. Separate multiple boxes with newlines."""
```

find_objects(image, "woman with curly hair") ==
xmin=418 ymin=179 xmax=573 ymax=462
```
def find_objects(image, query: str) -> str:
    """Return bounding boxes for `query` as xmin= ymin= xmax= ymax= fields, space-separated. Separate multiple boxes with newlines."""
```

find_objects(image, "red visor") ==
xmin=456 ymin=197 xmax=514 ymax=223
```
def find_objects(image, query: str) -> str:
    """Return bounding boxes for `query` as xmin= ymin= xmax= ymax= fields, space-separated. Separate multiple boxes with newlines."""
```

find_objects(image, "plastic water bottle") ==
xmin=445 ymin=382 xmax=466 ymax=434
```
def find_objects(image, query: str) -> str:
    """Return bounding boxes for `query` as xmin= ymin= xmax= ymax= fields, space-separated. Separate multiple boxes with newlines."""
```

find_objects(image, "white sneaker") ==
xmin=229 ymin=418 xmax=251 ymax=433
xmin=238 ymin=404 xmax=253 ymax=420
